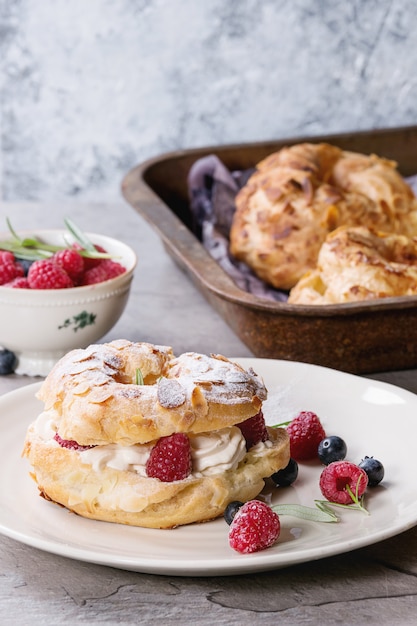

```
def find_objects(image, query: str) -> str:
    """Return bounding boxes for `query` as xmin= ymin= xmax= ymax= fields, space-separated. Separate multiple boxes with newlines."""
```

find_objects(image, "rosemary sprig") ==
xmin=271 ymin=502 xmax=338 ymax=523
xmin=270 ymin=420 xmax=292 ymax=428
xmin=64 ymin=217 xmax=96 ymax=253
xmin=314 ymin=496 xmax=369 ymax=515
xmin=0 ymin=240 xmax=54 ymax=260
xmin=314 ymin=474 xmax=370 ymax=516
xmin=0 ymin=218 xmax=113 ymax=261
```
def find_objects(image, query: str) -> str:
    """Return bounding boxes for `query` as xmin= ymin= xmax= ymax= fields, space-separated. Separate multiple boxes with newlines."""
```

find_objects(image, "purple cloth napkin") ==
xmin=187 ymin=155 xmax=289 ymax=302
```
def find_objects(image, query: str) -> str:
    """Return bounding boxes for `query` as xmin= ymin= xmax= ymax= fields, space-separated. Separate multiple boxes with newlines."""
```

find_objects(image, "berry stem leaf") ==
xmin=271 ymin=503 xmax=338 ymax=523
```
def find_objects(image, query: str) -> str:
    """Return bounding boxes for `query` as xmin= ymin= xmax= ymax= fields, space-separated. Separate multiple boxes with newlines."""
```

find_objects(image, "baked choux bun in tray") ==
xmin=230 ymin=142 xmax=417 ymax=290
xmin=288 ymin=225 xmax=417 ymax=304
xmin=23 ymin=340 xmax=289 ymax=529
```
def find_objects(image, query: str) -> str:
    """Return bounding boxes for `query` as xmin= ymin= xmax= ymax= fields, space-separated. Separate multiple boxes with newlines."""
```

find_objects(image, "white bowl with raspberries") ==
xmin=0 ymin=225 xmax=137 ymax=376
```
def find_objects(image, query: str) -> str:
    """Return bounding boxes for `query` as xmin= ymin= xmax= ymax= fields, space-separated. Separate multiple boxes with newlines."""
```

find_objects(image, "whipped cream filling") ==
xmin=34 ymin=409 xmax=249 ymax=478
xmin=80 ymin=425 xmax=247 ymax=477
xmin=34 ymin=410 xmax=58 ymax=439
xmin=189 ymin=426 xmax=247 ymax=477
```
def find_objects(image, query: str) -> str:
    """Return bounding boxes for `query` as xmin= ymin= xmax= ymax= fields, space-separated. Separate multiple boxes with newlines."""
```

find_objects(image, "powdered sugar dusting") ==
xmin=157 ymin=378 xmax=187 ymax=408
xmin=167 ymin=352 xmax=267 ymax=404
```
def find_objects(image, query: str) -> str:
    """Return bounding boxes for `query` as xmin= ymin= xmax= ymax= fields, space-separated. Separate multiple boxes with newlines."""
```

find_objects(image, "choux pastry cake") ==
xmin=23 ymin=340 xmax=290 ymax=528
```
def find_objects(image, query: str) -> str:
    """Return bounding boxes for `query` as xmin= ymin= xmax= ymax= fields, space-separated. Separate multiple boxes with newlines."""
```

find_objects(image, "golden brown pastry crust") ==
xmin=230 ymin=143 xmax=417 ymax=290
xmin=288 ymin=225 xmax=417 ymax=304
xmin=37 ymin=340 xmax=267 ymax=446
xmin=23 ymin=424 xmax=289 ymax=529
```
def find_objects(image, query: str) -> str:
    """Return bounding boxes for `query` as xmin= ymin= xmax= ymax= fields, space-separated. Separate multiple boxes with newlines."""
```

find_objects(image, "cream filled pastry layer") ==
xmin=33 ymin=409 xmax=266 ymax=478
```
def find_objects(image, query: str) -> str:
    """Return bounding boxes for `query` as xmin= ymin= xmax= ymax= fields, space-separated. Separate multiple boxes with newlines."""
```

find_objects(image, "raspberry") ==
xmin=228 ymin=500 xmax=280 ymax=554
xmin=287 ymin=411 xmax=326 ymax=460
xmin=319 ymin=461 xmax=368 ymax=504
xmin=81 ymin=259 xmax=126 ymax=285
xmin=3 ymin=277 xmax=30 ymax=288
xmin=54 ymin=433 xmax=95 ymax=451
xmin=236 ymin=411 xmax=269 ymax=449
xmin=0 ymin=260 xmax=25 ymax=285
xmin=53 ymin=249 xmax=84 ymax=281
xmin=0 ymin=251 xmax=15 ymax=264
xmin=146 ymin=433 xmax=192 ymax=482
xmin=27 ymin=259 xmax=74 ymax=289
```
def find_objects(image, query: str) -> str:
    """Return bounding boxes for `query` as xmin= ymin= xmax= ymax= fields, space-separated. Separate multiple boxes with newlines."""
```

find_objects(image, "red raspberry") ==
xmin=27 ymin=259 xmax=74 ymax=289
xmin=146 ymin=433 xmax=192 ymax=482
xmin=319 ymin=461 xmax=368 ymax=504
xmin=0 ymin=260 xmax=25 ymax=285
xmin=0 ymin=251 xmax=15 ymax=264
xmin=81 ymin=259 xmax=126 ymax=285
xmin=54 ymin=433 xmax=95 ymax=451
xmin=3 ymin=277 xmax=30 ymax=288
xmin=236 ymin=411 xmax=268 ymax=449
xmin=287 ymin=411 xmax=326 ymax=460
xmin=228 ymin=500 xmax=280 ymax=554
xmin=53 ymin=249 xmax=84 ymax=281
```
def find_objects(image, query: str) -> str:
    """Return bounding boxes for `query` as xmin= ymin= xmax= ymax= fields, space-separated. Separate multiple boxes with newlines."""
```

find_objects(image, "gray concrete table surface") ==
xmin=0 ymin=202 xmax=416 ymax=626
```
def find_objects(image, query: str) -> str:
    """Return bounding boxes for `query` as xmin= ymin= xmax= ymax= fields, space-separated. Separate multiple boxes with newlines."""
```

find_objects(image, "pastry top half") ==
xmin=230 ymin=142 xmax=417 ymax=290
xmin=37 ymin=339 xmax=268 ymax=446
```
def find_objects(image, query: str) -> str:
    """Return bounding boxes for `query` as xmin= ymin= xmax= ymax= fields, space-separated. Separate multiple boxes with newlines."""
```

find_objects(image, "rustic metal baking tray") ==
xmin=121 ymin=125 xmax=417 ymax=374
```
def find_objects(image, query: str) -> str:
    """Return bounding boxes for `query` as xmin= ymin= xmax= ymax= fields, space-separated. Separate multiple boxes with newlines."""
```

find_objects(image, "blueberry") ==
xmin=0 ymin=349 xmax=17 ymax=375
xmin=318 ymin=436 xmax=347 ymax=465
xmin=15 ymin=258 xmax=34 ymax=275
xmin=224 ymin=500 xmax=244 ymax=525
xmin=270 ymin=458 xmax=299 ymax=487
xmin=358 ymin=456 xmax=384 ymax=487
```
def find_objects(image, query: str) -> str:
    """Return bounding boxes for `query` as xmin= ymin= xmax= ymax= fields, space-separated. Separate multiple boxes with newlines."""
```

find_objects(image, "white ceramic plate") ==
xmin=1 ymin=359 xmax=417 ymax=577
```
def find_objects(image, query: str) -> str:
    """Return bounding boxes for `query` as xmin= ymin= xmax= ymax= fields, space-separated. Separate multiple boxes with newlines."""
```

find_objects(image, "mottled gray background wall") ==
xmin=1 ymin=0 xmax=417 ymax=203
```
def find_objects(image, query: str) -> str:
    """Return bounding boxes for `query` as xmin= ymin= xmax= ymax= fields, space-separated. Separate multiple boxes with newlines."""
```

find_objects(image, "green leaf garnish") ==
xmin=135 ymin=368 xmax=144 ymax=385
xmin=64 ymin=217 xmax=96 ymax=253
xmin=271 ymin=502 xmax=338 ymax=523
xmin=270 ymin=420 xmax=292 ymax=428
xmin=314 ymin=497 xmax=369 ymax=515
xmin=0 ymin=218 xmax=114 ymax=261
xmin=6 ymin=217 xmax=21 ymax=242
